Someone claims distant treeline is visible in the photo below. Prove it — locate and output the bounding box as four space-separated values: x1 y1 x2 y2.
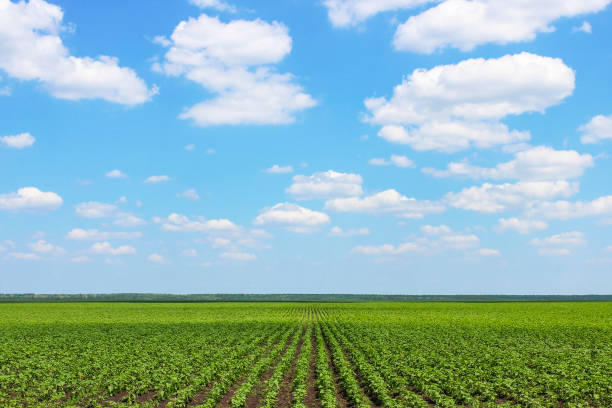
1 293 611 303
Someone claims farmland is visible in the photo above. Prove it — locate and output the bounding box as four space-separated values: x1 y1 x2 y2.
0 302 611 408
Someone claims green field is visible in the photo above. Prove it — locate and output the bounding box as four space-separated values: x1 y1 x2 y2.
1 302 611 408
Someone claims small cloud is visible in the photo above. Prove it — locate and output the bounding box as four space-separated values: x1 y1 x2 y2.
76 179 92 187
106 169 127 179
71 256 91 263
180 249 198 257
117 196 127 204
153 35 171 47
329 226 370 237
263 164 294 174
572 21 592 34
189 0 237 12
538 248 571 256
369 155 415 168
184 144 196 151
148 253 169 264
604 245 612 252
206 148 216 155
475 248 500 257
144 175 172 184
91 242 136 256
220 251 257 261
360 134 369 141
177 188 200 201
6 252 40 260
0 133 35 149
28 240 64 254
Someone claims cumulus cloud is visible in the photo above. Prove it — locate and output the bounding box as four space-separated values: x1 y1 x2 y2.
369 155 415 168
420 225 451 235
153 213 238 232
148 253 168 264
74 201 146 226
264 164 294 174
365 53 574 153
324 0 434 27
254 202 330 233
144 175 171 184
393 0 611 53
445 181 578 213
105 169 127 179
0 0 155 104
530 231 586 247
67 228 142 241
329 226 370 237
91 242 136 256
28 240 64 254
0 132 35 149
189 0 236 12
424 146 593 181
220 251 257 261
497 218 548 234
177 188 200 201
579 114 612 144
154 13 315 125
529 196 612 219
287 170 363 200
353 242 422 256
0 187 62 211
325 189 444 219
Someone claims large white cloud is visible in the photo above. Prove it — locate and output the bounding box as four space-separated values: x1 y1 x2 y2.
424 146 593 180
393 0 612 53
0 132 35 149
287 170 363 200
325 189 444 219
324 0 434 27
579 114 612 144
0 0 155 104
0 187 62 211
155 13 315 126
254 203 330 233
445 181 578 213
365 53 574 152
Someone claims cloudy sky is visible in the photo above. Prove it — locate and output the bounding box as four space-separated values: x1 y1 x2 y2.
1 0 611 294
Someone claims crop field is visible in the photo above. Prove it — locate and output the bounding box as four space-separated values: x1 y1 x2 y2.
1 302 611 408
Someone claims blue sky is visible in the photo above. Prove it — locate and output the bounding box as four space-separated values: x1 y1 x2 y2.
1 0 611 294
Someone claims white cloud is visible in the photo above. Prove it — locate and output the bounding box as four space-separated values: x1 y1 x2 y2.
605 245 612 252
579 114 612 144
366 53 574 153
393 0 611 53
420 225 451 235
91 242 135 256
6 252 40 260
369 155 415 168
254 202 330 233
189 0 236 12
105 169 127 179
67 228 142 241
530 231 586 247
264 164 294 174
177 188 200 201
0 0 155 104
180 249 198 257
538 248 571 256
154 213 239 232
0 187 62 211
329 226 370 237
28 240 64 254
445 181 578 213
324 0 434 27
530 196 612 219
353 242 422 255
155 13 315 126
497 218 548 234
0 132 35 149
325 189 444 219
573 21 592 34
287 170 363 200
423 146 593 181
70 256 91 263
475 248 500 257
75 201 146 226
148 253 168 264
220 251 256 261
144 175 171 184
206 148 216 154
184 143 196 151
